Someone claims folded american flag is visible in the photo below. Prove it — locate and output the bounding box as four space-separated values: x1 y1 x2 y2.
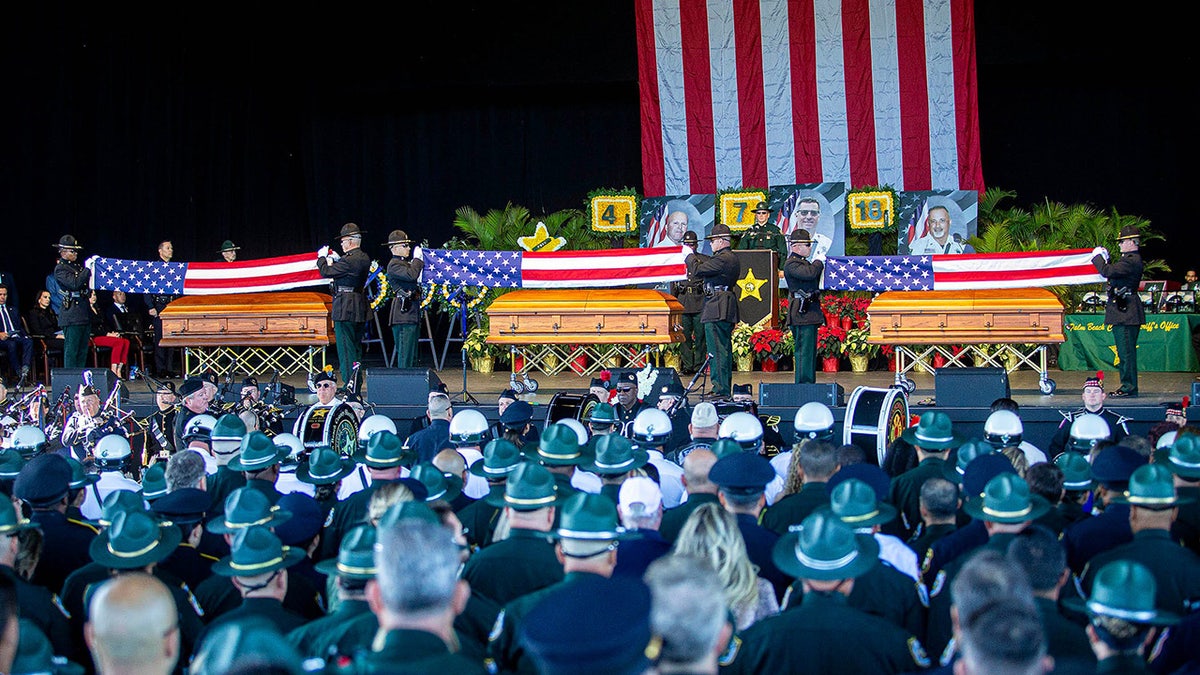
824 249 1104 292
423 247 689 288
92 253 327 295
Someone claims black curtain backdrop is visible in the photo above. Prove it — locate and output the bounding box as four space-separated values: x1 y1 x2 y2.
2 2 1196 315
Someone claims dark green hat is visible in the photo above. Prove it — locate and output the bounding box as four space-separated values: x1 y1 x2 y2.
1111 464 1194 508
825 478 897 528
0 497 39 536
752 200 772 213
469 438 523 479
962 473 1051 523
773 511 880 581
788 228 812 244
530 423 585 467
705 223 733 240
219 240 240 253
409 462 463 503
352 430 412 468
296 445 355 485
709 438 744 460
1165 435 1200 480
89 509 182 569
582 434 648 476
1064 560 1178 625
12 618 85 674
65 457 99 489
315 524 378 579
384 229 413 246
140 463 168 500
1116 226 1141 242
210 413 248 443
585 402 619 426
212 525 305 577
207 487 292 534
227 431 288 472
339 222 365 238
188 616 306 675
943 438 994 484
485 461 562 510
54 234 83 250
553 492 636 542
95 490 147 527
900 411 964 451
0 448 26 480
1054 451 1094 491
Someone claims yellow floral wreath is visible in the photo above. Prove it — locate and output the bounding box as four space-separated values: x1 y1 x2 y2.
420 282 491 311
366 261 392 311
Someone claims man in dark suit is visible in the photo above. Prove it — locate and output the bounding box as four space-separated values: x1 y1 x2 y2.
0 284 33 385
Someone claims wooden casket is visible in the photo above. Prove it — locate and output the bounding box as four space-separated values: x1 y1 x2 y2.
867 288 1065 345
158 292 335 347
486 289 684 344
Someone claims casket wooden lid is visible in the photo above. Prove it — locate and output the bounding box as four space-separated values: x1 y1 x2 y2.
867 288 1064 312
486 289 684 344
160 292 333 316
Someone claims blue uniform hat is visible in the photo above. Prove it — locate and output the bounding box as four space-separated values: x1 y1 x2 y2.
520 574 657 675
272 493 324 546
962 453 1018 499
13 454 72 507
709 451 775 495
827 463 890 502
1090 445 1146 486
151 487 211 525
500 401 534 428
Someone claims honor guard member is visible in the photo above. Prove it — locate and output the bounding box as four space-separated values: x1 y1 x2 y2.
0 498 73 659
218 239 240 262
13 454 100 595
318 430 422 562
735 201 789 265
887 411 964 540
384 229 424 369
317 223 372 386
769 401 836 482
983 408 1047 466
673 230 708 374
52 234 91 368
459 438 523 551
287 524 377 660
205 413 249 513
1079 464 1200 616
173 378 208 451
708 450 792 601
724 511 930 674
630 408 687 508
783 228 826 384
144 240 181 377
78 434 142 521
1064 560 1178 672
1048 372 1131 457
612 372 647 435
152 486 221 591
488 492 635 675
1092 226 1145 397
144 380 178 462
694 224 740 398
460 462 565 606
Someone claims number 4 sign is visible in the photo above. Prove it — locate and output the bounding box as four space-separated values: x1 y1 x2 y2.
589 195 639 233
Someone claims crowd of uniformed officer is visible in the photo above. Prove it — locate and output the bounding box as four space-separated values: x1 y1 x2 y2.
4 369 1200 675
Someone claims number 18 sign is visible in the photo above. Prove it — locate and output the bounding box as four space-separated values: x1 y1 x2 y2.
848 190 895 232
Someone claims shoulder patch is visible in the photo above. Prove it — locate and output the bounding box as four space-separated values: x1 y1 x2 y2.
718 634 742 667
52 593 71 619
929 570 947 598
920 546 935 574
917 581 930 608
183 586 204 617
325 507 336 529
488 609 506 643
908 637 932 669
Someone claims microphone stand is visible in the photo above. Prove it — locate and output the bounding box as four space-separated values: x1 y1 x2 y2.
680 352 713 403
447 287 479 405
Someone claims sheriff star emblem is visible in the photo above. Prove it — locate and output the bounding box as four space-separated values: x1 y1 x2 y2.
738 267 768 301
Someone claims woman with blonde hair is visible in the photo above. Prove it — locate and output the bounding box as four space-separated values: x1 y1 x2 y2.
671 502 778 630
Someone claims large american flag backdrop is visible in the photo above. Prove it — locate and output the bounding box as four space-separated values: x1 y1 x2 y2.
635 0 983 196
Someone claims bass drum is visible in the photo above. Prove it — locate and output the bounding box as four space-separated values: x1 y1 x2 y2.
294 402 360 457
843 386 910 466
544 392 601 426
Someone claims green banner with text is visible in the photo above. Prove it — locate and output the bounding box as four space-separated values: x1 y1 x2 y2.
1058 313 1200 372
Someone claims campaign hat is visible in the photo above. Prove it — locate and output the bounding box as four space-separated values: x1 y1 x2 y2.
89 509 181 569
773 510 879 581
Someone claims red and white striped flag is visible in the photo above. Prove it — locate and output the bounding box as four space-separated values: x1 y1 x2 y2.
423 247 689 289
824 249 1105 292
636 0 983 196
93 252 327 295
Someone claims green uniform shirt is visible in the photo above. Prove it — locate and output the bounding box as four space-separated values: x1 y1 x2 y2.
488 572 603 675
287 598 373 661
460 528 563 607
336 628 486 674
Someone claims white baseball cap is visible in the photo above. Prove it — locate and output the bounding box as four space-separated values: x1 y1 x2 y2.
618 476 663 516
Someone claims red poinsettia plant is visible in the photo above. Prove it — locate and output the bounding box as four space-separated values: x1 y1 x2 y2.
816 324 847 358
750 328 792 361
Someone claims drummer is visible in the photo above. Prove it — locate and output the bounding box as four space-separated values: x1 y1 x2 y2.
312 370 339 407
